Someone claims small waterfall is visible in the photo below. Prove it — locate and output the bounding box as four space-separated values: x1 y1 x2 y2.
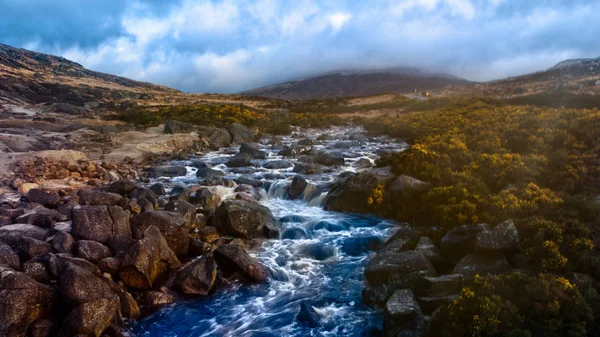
267 179 290 199
308 192 329 207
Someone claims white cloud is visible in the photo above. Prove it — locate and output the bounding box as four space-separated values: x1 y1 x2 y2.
329 12 351 32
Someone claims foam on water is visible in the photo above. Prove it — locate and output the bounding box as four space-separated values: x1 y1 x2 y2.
131 126 406 337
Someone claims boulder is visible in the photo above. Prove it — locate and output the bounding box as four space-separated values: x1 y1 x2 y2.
197 227 220 243
15 237 55 260
23 262 50 284
131 211 190 256
226 153 253 167
365 250 436 293
107 180 138 196
26 189 61 207
71 206 113 243
98 257 121 275
0 267 56 337
383 289 425 337
440 224 488 260
452 254 513 278
263 160 293 169
356 158 372 168
173 255 217 296
60 298 118 337
229 123 255 144
415 274 463 297
325 171 391 214
214 244 267 282
189 239 212 256
475 219 520 253
129 187 158 207
59 264 118 305
77 189 125 207
119 226 181 290
28 317 55 337
195 167 225 179
136 290 174 308
0 241 20 270
190 187 222 213
197 126 231 150
148 165 187 178
165 200 196 219
14 208 66 228
164 119 194 134
169 184 190 201
414 237 441 262
299 152 345 166
148 183 166 196
292 162 327 175
104 279 140 319
212 200 280 239
297 138 314 146
239 142 267 159
288 176 308 200
297 302 322 328
0 224 48 241
74 240 112 263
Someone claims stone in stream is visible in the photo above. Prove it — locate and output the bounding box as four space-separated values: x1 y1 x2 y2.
281 226 310 240
299 151 345 166
226 153 253 167
262 160 293 170
213 244 267 283
196 126 232 150
0 266 57 337
288 176 308 199
107 179 139 196
149 183 166 196
212 200 280 239
173 255 217 296
195 167 225 179
239 142 267 159
148 165 187 178
190 187 222 213
292 162 328 175
229 123 255 145
297 302 322 328
169 184 190 201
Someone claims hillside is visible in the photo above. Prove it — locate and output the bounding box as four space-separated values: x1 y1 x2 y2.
241 68 469 100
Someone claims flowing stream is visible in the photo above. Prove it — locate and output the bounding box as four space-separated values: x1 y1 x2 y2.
130 126 407 337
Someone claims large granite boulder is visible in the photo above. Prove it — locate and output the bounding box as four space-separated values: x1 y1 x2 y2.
440 223 489 260
383 289 425 337
365 250 436 290
59 298 119 337
59 264 118 306
452 254 513 278
0 267 57 337
107 179 139 196
148 166 187 178
239 142 267 159
119 226 181 290
475 219 520 253
212 200 280 239
0 241 21 270
226 153 253 167
131 210 190 256
74 240 112 264
213 244 267 283
197 126 232 150
71 206 132 246
77 189 126 207
229 123 255 145
26 189 61 208
173 255 217 296
288 176 308 200
325 171 392 214
164 119 194 134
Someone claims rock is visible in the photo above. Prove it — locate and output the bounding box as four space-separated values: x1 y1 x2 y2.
26 189 61 207
189 239 212 256
47 254 101 278
226 153 253 167
169 184 190 201
0 267 56 337
452 254 513 278
148 183 166 196
0 241 20 269
263 160 293 169
195 167 225 179
198 226 220 243
77 189 125 207
148 166 187 178
71 206 113 243
297 138 314 146
104 279 140 319
137 290 174 308
107 180 138 196
74 240 112 263
387 175 429 195
417 294 460 316
326 171 391 214
23 262 50 284
298 243 335 261
0 223 48 241
59 264 118 305
119 226 181 290
349 133 368 141
475 219 520 253
131 211 190 256
229 123 255 144
164 119 194 134
174 256 217 296
288 176 308 199
18 183 39 195
383 289 425 337
341 236 383 256
107 205 133 253
302 152 345 166
213 244 267 282
440 224 488 260
129 187 158 206
297 302 322 328
414 237 441 262
190 187 221 212
212 200 280 239
239 142 267 159
281 227 310 240
356 158 372 168
98 257 121 275
14 237 55 260
416 274 463 297
293 162 328 175
365 250 436 293
165 200 196 219
28 317 55 337
197 126 231 150
60 298 118 337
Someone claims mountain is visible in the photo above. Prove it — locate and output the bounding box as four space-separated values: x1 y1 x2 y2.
436 56 600 98
241 68 470 100
0 43 179 106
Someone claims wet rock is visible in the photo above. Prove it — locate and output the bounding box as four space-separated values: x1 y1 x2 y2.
107 180 138 196
292 162 327 175
59 264 118 305
77 189 125 207
137 290 174 308
148 166 187 178
263 160 293 169
137 198 155 212
129 187 158 206
74 240 112 263
165 199 196 219
300 152 345 166
288 176 308 199
0 241 20 269
281 227 310 240
341 236 383 256
349 133 368 142
26 189 61 207
0 266 56 337
60 298 118 337
297 302 322 328
191 187 222 213
440 224 488 260
355 158 372 168
131 210 190 256
234 177 264 188
279 215 309 223
195 167 225 179
0 224 48 241
212 200 280 239
197 226 220 243
453 254 512 278
104 279 140 319
148 183 166 196
214 244 267 282
298 243 335 261
239 142 267 159
164 119 194 134
119 226 181 290
169 184 190 201
297 138 314 146
189 239 212 256
226 153 253 167
229 123 255 145
174 255 217 296
475 219 520 253
383 289 425 337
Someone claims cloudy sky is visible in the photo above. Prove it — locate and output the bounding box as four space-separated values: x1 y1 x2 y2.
1 0 599 93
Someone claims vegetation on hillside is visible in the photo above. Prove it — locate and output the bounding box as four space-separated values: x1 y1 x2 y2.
358 98 600 336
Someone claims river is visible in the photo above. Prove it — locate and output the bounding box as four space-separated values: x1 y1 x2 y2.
130 126 407 337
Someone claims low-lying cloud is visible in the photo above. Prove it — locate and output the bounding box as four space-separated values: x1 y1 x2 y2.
1 0 599 93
